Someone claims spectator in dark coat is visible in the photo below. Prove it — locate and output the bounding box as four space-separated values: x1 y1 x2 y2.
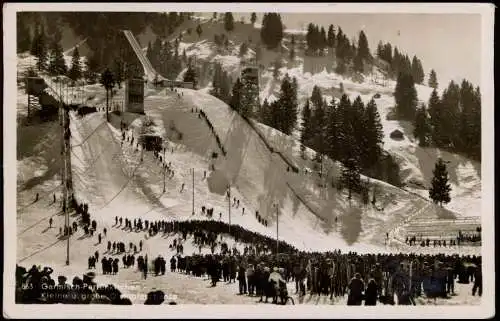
364 278 378 305
347 273 365 305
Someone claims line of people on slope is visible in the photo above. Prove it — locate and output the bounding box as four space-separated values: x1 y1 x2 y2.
194 108 227 156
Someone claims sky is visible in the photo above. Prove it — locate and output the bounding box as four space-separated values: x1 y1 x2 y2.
219 13 482 88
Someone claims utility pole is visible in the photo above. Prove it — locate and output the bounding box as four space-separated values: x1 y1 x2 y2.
228 184 231 235
58 77 69 266
275 203 279 256
163 165 166 193
192 168 195 215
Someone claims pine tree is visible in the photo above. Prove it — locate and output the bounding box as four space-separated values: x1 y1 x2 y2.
354 52 364 73
100 68 115 122
470 86 481 160
68 47 82 81
260 13 284 49
275 74 298 135
363 98 384 168
48 40 67 76
341 157 361 200
415 58 425 84
428 88 444 147
251 13 257 26
411 56 425 85
220 70 232 104
320 27 327 54
457 79 477 153
224 12 235 32
327 24 336 48
337 94 360 163
17 16 31 53
84 55 98 84
306 23 315 55
196 24 203 38
335 27 344 58
384 154 402 187
357 30 371 61
300 99 313 157
229 77 242 112
394 72 418 120
381 42 393 64
351 96 367 161
429 158 452 207
112 58 124 89
376 41 383 59
310 86 326 156
30 23 40 56
413 103 431 147
428 69 438 89
259 98 272 125
324 98 340 160
439 80 461 148
33 24 48 71
210 63 221 97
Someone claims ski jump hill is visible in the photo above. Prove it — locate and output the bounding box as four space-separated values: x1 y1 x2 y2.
122 30 168 83
64 31 479 254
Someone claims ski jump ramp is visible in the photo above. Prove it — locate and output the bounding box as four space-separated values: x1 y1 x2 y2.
122 30 167 83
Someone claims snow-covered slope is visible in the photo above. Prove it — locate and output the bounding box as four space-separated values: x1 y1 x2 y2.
16 44 482 305
169 22 481 221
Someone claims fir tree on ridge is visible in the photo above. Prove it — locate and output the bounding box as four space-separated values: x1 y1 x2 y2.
68 47 82 82
429 158 452 207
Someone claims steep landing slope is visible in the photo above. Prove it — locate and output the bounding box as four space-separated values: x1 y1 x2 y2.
132 90 374 252
154 88 459 252
66 88 371 252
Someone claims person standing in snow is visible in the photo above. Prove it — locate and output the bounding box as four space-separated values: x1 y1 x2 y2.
347 273 365 306
364 277 378 305
49 217 53 228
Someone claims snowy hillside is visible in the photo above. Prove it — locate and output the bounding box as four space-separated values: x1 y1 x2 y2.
15 25 482 305
16 19 482 251
164 20 481 220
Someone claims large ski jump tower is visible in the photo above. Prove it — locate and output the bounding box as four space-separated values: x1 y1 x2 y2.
124 77 145 114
